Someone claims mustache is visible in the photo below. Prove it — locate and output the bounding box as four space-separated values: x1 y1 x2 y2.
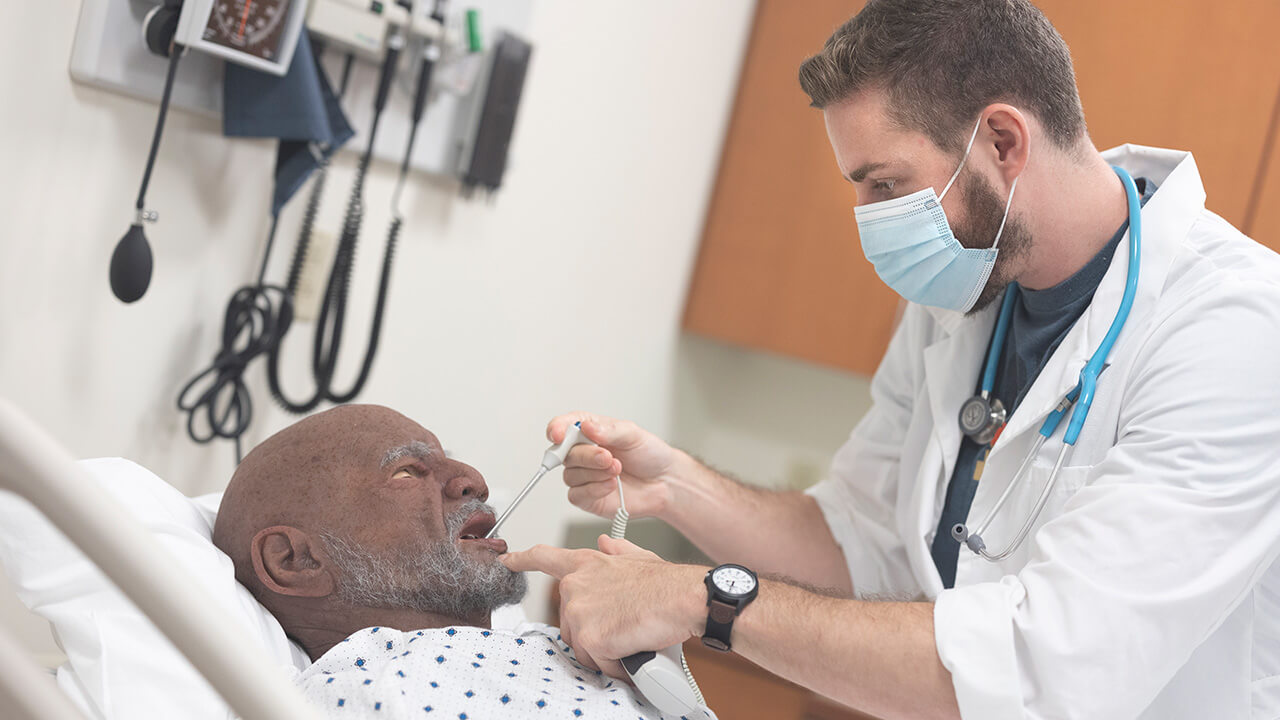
445 498 497 538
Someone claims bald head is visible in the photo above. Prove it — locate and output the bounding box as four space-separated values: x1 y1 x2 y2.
213 405 525 658
215 405 429 585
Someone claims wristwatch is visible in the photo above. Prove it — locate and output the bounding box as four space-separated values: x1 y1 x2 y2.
702 563 759 652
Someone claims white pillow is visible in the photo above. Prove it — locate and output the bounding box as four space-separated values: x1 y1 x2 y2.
0 457 530 720
0 458 307 720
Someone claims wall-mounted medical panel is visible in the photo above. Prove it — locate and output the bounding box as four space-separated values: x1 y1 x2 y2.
69 0 533 180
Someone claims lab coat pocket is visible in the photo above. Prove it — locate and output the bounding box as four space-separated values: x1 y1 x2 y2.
1022 458 1094 522
983 460 1094 571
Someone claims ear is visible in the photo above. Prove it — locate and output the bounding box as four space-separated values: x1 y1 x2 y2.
980 103 1030 184
250 526 336 598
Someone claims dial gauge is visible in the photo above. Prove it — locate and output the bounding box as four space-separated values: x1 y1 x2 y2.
712 566 757 596
202 0 292 61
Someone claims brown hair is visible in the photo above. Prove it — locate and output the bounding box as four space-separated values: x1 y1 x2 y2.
798 0 1086 155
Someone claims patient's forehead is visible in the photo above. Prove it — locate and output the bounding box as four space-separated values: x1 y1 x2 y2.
339 417 443 472
287 405 441 479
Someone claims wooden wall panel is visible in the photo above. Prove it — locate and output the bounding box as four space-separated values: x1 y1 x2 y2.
683 0 1280 375
682 0 900 377
1039 0 1280 229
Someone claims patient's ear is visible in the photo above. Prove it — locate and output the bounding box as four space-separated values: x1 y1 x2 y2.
251 526 335 598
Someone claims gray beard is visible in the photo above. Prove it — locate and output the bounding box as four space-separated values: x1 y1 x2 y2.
320 499 527 620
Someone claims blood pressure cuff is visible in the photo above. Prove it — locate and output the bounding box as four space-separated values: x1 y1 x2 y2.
223 31 354 215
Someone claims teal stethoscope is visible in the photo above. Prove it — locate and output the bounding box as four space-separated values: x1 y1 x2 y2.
951 165 1142 562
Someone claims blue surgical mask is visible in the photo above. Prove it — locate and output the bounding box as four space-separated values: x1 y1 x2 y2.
853 117 1019 313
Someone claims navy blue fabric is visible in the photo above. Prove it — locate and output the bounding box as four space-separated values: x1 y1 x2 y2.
223 32 353 214
928 178 1156 588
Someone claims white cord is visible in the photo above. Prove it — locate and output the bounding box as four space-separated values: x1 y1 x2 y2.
608 476 705 707
609 476 629 540
683 653 706 706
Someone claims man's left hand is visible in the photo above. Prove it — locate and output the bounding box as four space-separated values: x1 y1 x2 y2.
501 536 705 678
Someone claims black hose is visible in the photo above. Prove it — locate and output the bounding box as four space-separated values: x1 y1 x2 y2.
136 45 183 212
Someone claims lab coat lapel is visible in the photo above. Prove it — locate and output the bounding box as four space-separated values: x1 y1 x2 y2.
986 145 1204 461
918 303 999 555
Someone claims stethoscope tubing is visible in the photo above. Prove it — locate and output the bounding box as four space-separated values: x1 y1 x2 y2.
955 166 1142 562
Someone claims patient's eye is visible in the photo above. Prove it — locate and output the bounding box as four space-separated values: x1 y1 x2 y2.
391 464 426 481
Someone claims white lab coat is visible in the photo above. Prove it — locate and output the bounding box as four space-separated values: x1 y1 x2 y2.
808 145 1280 720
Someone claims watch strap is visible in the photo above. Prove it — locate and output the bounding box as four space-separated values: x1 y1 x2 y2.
702 597 737 652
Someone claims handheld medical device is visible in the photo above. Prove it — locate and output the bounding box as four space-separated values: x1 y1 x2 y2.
489 422 708 717
952 165 1143 561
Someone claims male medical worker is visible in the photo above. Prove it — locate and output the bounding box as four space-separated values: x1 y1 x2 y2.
503 1 1280 718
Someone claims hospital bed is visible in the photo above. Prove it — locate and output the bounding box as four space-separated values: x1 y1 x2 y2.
0 397 319 720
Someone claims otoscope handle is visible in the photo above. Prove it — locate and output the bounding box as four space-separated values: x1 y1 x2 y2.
375 35 405 113
411 53 437 123
542 421 595 471
484 423 599 539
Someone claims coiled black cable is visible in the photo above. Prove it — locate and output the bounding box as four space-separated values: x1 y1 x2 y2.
176 47 370 460
284 52 354 297
176 217 293 462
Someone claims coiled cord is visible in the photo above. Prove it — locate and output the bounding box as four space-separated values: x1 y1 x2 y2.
607 477 705 708
178 47 359 460
177 218 293 462
609 476 630 540
283 52 353 298
267 40 403 414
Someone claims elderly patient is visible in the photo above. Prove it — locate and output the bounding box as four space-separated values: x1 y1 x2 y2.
214 404 692 719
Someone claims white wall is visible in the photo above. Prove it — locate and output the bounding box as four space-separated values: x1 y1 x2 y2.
0 0 760 659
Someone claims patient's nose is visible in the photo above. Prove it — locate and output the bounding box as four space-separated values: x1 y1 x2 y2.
443 463 489 502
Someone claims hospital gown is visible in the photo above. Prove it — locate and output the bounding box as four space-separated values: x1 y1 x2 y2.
296 623 715 719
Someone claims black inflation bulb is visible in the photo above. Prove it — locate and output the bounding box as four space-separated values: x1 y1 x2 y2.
109 223 154 303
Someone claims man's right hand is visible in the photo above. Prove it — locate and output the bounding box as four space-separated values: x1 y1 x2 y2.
546 412 680 521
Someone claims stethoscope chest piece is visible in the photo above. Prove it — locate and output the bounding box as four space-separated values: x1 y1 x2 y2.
959 394 1006 446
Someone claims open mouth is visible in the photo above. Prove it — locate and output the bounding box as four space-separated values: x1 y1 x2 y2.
452 510 506 554
456 512 498 543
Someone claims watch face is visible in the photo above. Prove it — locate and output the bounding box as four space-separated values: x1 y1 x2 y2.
712 566 756 596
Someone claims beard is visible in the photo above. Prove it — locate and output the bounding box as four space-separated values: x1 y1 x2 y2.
320 498 527 619
951 170 1032 313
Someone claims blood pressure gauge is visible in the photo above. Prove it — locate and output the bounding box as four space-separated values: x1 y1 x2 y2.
172 0 308 75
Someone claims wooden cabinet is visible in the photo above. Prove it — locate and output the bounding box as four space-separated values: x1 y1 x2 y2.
683 0 1280 374
683 0 893 376
1041 0 1280 249
1246 112 1280 250
682 640 878 720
